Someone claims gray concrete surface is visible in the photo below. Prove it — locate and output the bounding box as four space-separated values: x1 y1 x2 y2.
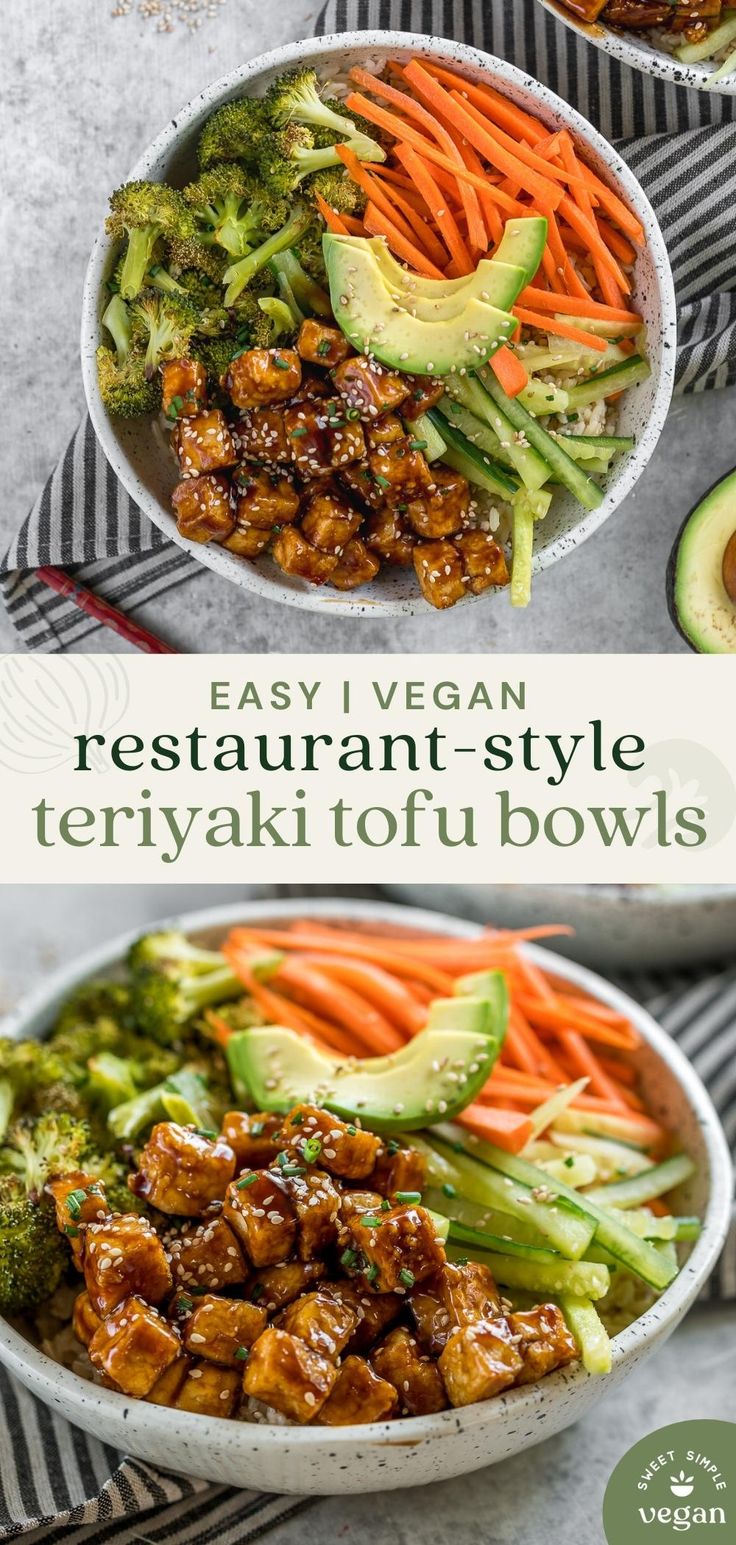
0 883 733 1545
3 0 736 654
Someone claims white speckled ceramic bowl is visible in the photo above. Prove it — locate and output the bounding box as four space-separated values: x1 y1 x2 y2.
0 898 730 1495
80 31 677 621
539 2 736 95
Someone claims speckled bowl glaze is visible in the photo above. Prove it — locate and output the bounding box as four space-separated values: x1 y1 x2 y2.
80 31 677 621
391 885 736 971
0 898 730 1495
539 1 736 95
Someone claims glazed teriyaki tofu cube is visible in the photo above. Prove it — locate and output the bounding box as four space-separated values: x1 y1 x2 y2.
405 468 470 539
46 1171 110 1266
296 318 351 369
161 358 207 420
413 539 466 609
507 1304 578 1385
222 1169 297 1266
163 1209 249 1293
242 1326 337 1421
329 537 380 590
299 488 363 555
454 530 509 594
72 1290 102 1348
172 472 235 544
370 1143 428 1199
88 1295 181 1397
130 1123 236 1216
278 1168 341 1261
438 1319 524 1406
279 1289 358 1361
230 465 300 529
248 1259 328 1313
83 1213 172 1316
182 1293 267 1366
175 1362 241 1418
332 356 411 418
221 1111 284 1169
281 1105 381 1180
371 1326 448 1415
315 1356 398 1426
410 1262 502 1356
271 526 339 585
234 407 292 464
223 347 301 409
173 409 237 475
346 1204 446 1293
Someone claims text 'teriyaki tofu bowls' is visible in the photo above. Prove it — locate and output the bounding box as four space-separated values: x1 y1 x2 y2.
0 899 730 1496
80 31 676 620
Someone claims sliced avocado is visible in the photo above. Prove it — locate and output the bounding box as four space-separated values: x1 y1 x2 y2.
667 467 736 654
323 237 518 375
335 237 526 319
492 216 548 285
427 995 499 1035
225 1018 503 1133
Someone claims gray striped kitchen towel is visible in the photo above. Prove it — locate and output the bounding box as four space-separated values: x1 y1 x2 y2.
3 0 736 650
0 959 733 1539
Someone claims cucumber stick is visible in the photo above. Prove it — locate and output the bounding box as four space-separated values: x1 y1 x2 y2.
433 1126 678 1290
422 1185 548 1247
511 491 536 608
559 1295 612 1374
585 1153 695 1209
442 374 551 491
446 1241 610 1300
518 378 569 416
438 398 514 469
447 1218 563 1263
563 355 650 412
479 368 603 510
407 411 446 463
428 1135 595 1259
549 1131 655 1181
427 410 519 500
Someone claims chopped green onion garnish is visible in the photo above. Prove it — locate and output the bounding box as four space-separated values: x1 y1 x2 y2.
346 1125 357 1136
387 1140 400 1155
235 1346 250 1360
290 426 308 437
302 1138 322 1163
399 1268 415 1289
196 1128 217 1140
64 1225 80 1237
346 407 361 420
409 439 427 451
317 339 331 357
395 1191 422 1204
442 1183 457 1198
236 1173 258 1190
66 1189 88 1218
365 1264 379 1284
374 473 391 490
273 356 290 370
380 1199 391 1212
360 1214 381 1228
341 1247 358 1269
290 1113 304 1126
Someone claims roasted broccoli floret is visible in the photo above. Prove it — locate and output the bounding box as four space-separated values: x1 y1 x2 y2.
1 1114 92 1200
0 1176 68 1315
269 248 331 318
198 96 270 170
107 1064 228 1143
106 180 195 300
54 980 134 1040
222 201 313 307
266 67 383 158
130 289 199 379
0 1039 84 1137
128 931 243 1044
184 164 270 258
96 293 161 418
309 164 366 217
258 124 383 201
167 234 229 285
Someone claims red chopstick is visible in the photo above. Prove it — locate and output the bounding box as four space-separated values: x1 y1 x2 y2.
35 567 177 654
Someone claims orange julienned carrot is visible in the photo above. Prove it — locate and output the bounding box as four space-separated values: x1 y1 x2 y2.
363 201 446 279
513 306 610 351
447 129 504 244
458 1103 534 1153
558 1029 629 1110
225 926 457 994
560 195 631 294
489 344 529 397
578 163 644 244
418 59 547 146
596 215 637 267
221 949 356 1057
274 957 402 1055
400 61 563 209
518 286 642 324
392 141 475 271
343 92 526 216
313 193 349 234
518 996 640 1051
557 129 626 310
538 203 591 300
333 143 446 267
446 89 583 192
299 953 427 1038
350 63 487 252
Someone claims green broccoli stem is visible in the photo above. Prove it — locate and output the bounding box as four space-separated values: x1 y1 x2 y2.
148 265 186 297
223 204 312 307
119 225 160 300
101 294 133 361
108 1084 165 1142
258 296 300 341
269 250 331 318
0 1080 13 1143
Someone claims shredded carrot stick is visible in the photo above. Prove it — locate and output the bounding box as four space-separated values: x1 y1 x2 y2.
226 926 456 994
448 130 504 244
596 215 637 267
334 142 446 267
351 62 487 253
392 141 474 271
343 91 525 216
221 946 356 1057
538 203 591 300
458 1103 534 1153
446 90 584 192
578 163 644 244
518 995 640 1051
556 130 625 310
518 286 642 324
275 957 401 1055
489 344 529 396
313 193 349 235
340 214 367 236
558 1030 629 1110
363 200 445 278
399 61 563 210
418 60 547 146
299 954 427 1038
513 305 609 351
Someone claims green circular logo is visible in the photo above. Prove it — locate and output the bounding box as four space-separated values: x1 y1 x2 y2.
603 1421 735 1542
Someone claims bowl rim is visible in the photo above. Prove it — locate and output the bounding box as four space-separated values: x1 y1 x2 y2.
538 0 736 96
0 895 731 1454
80 28 677 621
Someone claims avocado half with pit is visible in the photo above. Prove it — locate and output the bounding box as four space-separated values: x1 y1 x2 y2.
225 973 508 1133
322 217 547 376
667 467 736 654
